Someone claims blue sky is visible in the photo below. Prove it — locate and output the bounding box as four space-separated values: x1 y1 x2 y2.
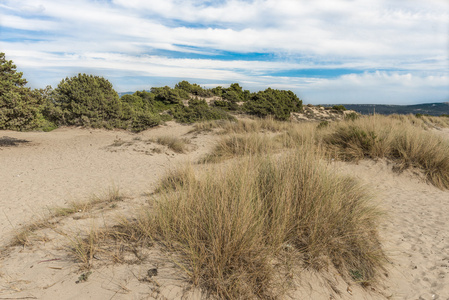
1 0 448 104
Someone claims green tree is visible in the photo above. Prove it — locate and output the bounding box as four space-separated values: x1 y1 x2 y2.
0 52 45 130
243 88 302 120
175 81 213 97
54 73 123 128
151 86 189 104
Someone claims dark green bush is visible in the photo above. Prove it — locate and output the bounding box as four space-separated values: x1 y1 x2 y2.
213 99 240 111
332 105 347 111
0 53 49 131
151 86 189 104
175 81 213 97
53 73 124 128
171 99 235 124
243 88 302 120
52 74 162 131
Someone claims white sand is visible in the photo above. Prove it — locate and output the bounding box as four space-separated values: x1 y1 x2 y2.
1 125 448 299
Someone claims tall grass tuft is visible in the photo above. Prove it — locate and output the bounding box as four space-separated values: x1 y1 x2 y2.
154 136 189 153
322 115 449 189
202 133 278 163
154 148 385 298
392 126 449 189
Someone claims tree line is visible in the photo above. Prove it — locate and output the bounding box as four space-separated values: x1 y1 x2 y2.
0 53 303 132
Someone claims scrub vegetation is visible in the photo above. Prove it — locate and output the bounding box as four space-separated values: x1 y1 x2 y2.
4 51 449 298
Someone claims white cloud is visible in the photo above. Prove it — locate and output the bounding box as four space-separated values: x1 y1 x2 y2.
1 0 448 104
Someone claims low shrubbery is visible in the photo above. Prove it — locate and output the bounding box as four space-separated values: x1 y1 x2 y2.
170 98 235 124
243 88 303 120
0 53 53 131
332 104 347 111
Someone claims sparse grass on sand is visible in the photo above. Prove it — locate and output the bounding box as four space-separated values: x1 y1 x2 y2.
153 135 189 153
9 187 123 247
9 113 449 298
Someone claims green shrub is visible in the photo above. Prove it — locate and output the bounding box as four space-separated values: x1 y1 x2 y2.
415 113 430 118
317 120 329 129
175 81 213 97
171 99 235 124
243 88 302 121
150 86 189 104
332 105 347 111
53 73 123 128
0 53 47 131
213 99 240 111
345 112 360 121
129 111 161 132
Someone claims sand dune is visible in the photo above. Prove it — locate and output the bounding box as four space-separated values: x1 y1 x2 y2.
1 125 448 299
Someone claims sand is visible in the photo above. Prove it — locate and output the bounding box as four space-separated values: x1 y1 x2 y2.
1 124 448 299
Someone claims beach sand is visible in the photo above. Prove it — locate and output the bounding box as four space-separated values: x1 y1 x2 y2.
1 124 448 299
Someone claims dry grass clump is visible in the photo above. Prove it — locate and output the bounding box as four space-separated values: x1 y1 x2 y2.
154 135 189 153
202 133 278 163
325 116 395 160
388 114 449 130
392 127 449 189
277 122 319 148
67 212 157 270
324 115 449 189
10 217 54 247
155 165 197 193
218 117 290 134
152 148 384 298
67 224 104 270
52 186 123 217
191 117 291 135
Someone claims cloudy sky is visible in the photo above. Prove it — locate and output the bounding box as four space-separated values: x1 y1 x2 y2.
1 0 448 104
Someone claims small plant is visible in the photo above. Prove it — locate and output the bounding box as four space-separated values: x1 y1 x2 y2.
76 271 92 283
345 112 359 121
154 136 189 153
317 121 329 129
170 99 235 124
155 165 196 193
332 105 347 111
68 226 102 270
202 133 278 163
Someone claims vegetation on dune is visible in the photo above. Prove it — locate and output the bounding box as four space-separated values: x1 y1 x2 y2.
1 51 305 131
170 98 235 124
323 115 449 189
107 149 384 298
52 73 126 128
0 53 55 131
243 88 303 120
5 49 449 298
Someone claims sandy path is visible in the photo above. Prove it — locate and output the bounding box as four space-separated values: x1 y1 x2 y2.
337 158 449 300
0 123 213 244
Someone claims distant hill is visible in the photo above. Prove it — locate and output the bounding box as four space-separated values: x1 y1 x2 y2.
324 102 449 116
118 91 135 97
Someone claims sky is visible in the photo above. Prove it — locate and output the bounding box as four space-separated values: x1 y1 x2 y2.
1 0 448 105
